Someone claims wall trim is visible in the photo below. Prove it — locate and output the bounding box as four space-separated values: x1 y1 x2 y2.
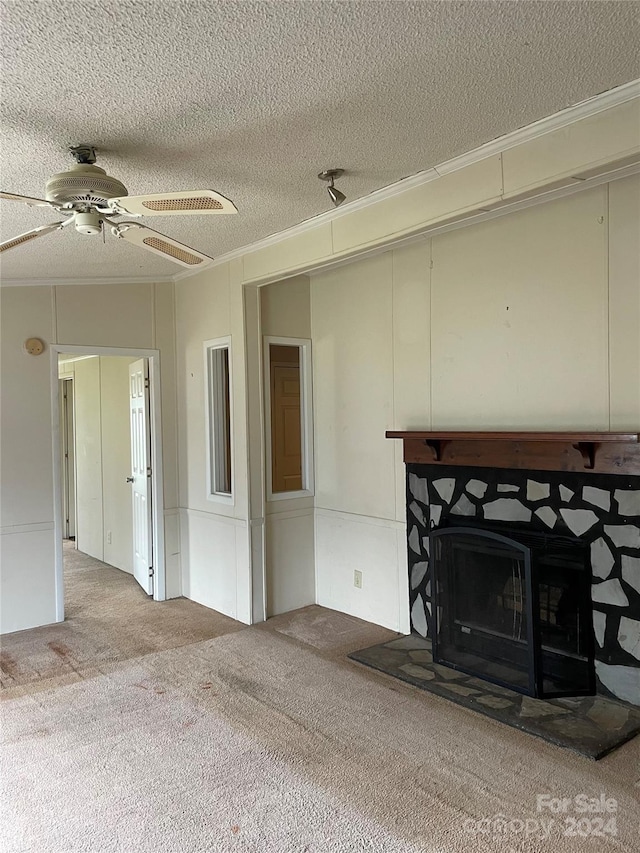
315 506 406 530
265 507 315 522
0 521 55 536
0 275 173 288
179 506 246 528
433 79 640 174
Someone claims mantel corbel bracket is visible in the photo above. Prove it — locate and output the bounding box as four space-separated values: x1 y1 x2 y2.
423 438 447 462
573 441 598 470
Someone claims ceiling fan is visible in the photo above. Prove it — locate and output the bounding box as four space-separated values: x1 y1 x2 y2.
0 145 237 268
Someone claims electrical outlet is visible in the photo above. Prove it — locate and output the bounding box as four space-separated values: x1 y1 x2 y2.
107 530 112 545
354 569 363 589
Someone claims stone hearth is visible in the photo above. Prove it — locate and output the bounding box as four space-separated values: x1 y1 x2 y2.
349 635 640 759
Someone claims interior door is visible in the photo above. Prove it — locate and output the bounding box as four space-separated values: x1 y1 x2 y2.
271 358 303 493
129 359 153 595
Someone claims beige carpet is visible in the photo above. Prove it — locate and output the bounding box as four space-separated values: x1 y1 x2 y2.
0 542 242 697
2 548 640 851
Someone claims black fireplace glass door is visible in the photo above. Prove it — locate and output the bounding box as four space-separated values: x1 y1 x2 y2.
430 528 536 695
534 546 594 697
430 525 595 699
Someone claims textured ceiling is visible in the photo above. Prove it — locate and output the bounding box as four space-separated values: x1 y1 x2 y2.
1 0 639 281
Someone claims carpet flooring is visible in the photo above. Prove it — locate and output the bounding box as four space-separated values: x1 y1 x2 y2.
1 545 640 851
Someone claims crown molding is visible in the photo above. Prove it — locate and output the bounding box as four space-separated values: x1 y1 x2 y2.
172 78 640 284
434 78 640 176
0 275 173 288
3 80 638 289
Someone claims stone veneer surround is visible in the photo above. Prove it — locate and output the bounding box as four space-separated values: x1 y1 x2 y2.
406 464 640 706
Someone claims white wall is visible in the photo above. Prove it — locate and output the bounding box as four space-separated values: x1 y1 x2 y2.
65 355 136 573
0 282 179 634
310 176 640 633
430 188 609 429
1 286 57 633
101 357 136 572
175 262 252 622
311 247 429 632
260 277 315 617
73 356 104 560
609 175 640 430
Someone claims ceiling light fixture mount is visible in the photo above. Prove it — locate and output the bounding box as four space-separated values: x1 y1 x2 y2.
69 144 97 165
318 169 346 207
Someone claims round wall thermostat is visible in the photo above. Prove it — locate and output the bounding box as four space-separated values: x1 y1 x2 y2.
25 337 45 356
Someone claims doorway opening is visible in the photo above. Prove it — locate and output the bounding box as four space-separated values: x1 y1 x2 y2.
52 346 165 623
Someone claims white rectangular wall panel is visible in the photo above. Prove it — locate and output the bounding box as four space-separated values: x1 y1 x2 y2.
315 510 404 632
266 510 315 616
502 99 640 198
0 286 54 529
55 283 154 348
609 175 640 430
243 224 333 283
74 357 104 561
391 241 431 522
180 509 240 619
331 156 503 253
311 254 395 520
430 187 609 429
0 529 56 634
101 356 135 573
260 275 311 339
175 266 234 515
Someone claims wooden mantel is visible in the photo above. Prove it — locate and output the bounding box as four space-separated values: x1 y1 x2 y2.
385 431 640 475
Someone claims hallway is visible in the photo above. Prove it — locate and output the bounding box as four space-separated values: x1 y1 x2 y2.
0 542 243 696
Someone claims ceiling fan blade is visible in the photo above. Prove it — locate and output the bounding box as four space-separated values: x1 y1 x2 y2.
108 189 237 216
1 191 55 208
0 221 68 254
114 223 212 268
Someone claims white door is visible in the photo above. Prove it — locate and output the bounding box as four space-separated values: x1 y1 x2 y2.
129 359 153 595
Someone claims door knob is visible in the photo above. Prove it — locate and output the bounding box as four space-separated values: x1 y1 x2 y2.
126 477 134 483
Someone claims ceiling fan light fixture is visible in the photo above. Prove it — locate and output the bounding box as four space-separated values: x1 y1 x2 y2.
45 163 128 207
318 169 346 207
74 211 102 235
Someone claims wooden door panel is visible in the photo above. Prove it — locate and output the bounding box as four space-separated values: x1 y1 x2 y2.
271 363 302 492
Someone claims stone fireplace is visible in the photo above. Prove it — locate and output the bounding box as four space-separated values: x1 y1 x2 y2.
388 432 640 707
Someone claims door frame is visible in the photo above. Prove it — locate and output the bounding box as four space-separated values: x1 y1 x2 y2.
50 344 166 621
58 375 76 540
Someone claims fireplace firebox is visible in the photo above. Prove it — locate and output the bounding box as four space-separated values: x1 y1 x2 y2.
430 522 595 699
